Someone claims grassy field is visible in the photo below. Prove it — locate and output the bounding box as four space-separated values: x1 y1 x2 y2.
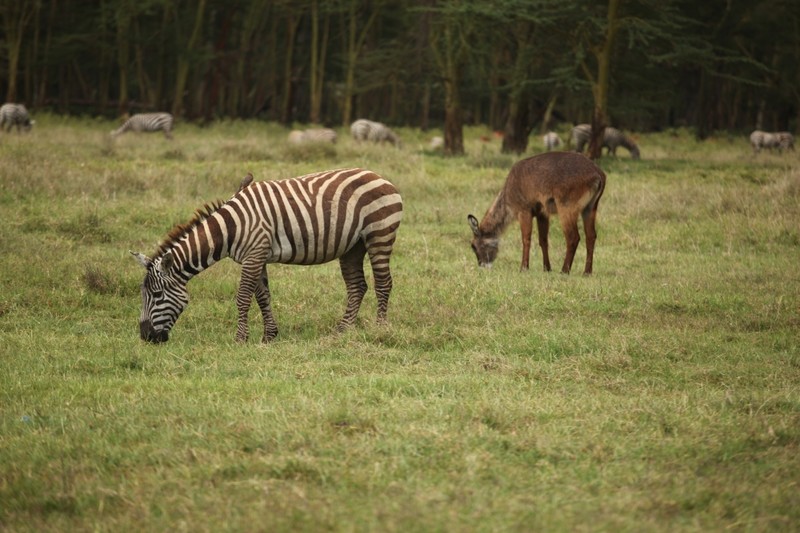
1 116 798 532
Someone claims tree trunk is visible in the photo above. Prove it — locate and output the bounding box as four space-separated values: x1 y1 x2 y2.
309 0 330 124
281 13 300 124
36 0 58 108
172 0 207 118
341 1 378 127
443 73 464 155
115 5 131 115
587 0 622 159
540 93 558 134
2 1 35 102
501 96 531 154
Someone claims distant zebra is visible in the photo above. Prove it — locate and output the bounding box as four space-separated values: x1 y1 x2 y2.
131 168 403 344
0 103 34 133
287 128 337 144
571 124 640 159
542 131 561 151
350 119 401 146
111 112 174 139
429 136 444 150
749 130 794 153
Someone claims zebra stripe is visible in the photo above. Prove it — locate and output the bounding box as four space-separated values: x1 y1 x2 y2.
350 119 401 146
571 124 640 159
0 103 34 133
750 130 794 153
132 168 403 343
287 128 337 144
111 112 174 139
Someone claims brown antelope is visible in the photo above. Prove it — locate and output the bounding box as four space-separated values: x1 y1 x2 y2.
467 152 606 274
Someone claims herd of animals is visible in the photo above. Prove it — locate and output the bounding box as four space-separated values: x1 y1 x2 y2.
1 102 795 343
1 102 794 155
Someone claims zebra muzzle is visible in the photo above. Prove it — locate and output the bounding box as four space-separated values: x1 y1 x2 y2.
140 321 169 343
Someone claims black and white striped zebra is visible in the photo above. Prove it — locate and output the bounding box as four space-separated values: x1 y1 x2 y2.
0 103 34 133
287 128 338 144
350 119 401 146
111 112 174 139
749 130 794 153
571 124 640 159
542 131 561 151
131 168 403 343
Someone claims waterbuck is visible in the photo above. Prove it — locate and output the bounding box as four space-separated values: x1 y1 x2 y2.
467 152 606 274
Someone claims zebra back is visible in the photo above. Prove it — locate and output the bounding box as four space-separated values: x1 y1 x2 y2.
112 112 174 138
351 119 400 146
571 124 639 159
543 132 561 151
288 128 337 144
0 103 33 132
570 124 592 152
751 130 795 152
230 168 403 265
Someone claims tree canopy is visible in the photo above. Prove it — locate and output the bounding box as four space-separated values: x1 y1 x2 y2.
1 0 797 152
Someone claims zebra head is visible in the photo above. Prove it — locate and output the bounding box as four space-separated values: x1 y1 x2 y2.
131 250 189 343
467 215 499 269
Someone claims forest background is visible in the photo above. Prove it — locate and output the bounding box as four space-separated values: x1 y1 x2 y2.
1 0 799 154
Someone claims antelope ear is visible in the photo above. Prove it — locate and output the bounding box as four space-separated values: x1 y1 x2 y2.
160 251 175 273
467 215 480 236
130 251 151 268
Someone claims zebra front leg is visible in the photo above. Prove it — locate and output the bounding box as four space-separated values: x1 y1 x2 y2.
254 267 279 342
235 257 265 342
336 242 368 332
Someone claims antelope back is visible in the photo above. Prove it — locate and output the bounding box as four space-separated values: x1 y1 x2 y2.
504 152 605 214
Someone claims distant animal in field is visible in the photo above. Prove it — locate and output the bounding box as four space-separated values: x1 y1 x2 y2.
287 128 337 144
132 168 403 344
0 103 34 133
749 130 794 153
350 119 400 146
111 112 174 139
571 124 640 159
429 136 444 150
543 131 561 151
467 152 606 275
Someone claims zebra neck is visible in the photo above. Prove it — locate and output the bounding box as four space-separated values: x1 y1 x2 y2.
167 217 233 281
480 189 514 238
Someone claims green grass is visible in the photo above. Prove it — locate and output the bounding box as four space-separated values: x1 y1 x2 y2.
1 115 798 532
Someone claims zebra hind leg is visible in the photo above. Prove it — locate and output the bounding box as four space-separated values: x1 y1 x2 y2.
336 241 368 332
367 241 395 325
254 267 279 342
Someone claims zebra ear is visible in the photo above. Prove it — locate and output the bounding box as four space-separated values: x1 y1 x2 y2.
160 251 175 273
130 251 151 269
467 215 481 237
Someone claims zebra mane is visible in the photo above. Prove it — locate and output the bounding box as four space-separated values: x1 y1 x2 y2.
153 200 224 259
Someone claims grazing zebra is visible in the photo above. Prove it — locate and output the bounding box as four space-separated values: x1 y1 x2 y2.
111 112 174 139
131 168 403 344
287 128 337 144
749 130 795 153
571 124 640 159
350 119 401 146
542 131 561 151
0 103 34 133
